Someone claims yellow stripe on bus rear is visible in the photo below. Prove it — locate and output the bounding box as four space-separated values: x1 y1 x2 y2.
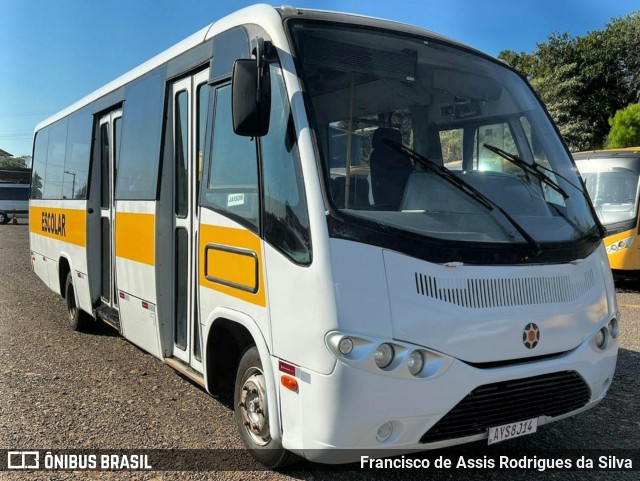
199 224 266 307
29 206 86 247
115 212 155 266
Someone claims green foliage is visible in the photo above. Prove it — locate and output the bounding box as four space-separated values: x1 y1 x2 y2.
0 156 29 168
498 11 640 151
530 63 591 150
605 103 640 148
30 172 43 199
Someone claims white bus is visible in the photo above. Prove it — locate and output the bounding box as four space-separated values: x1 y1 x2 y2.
30 4 619 467
0 183 29 224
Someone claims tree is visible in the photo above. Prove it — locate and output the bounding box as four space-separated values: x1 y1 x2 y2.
498 11 640 150
0 156 29 168
30 172 43 199
530 62 592 151
605 103 640 148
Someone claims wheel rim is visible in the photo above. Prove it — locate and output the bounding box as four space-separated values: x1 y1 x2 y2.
67 284 77 320
238 367 270 446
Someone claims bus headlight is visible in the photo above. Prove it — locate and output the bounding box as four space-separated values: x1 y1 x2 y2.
606 237 634 253
325 332 453 380
374 343 394 369
407 350 425 376
595 327 607 349
338 337 354 355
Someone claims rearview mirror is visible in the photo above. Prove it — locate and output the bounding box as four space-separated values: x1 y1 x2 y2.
231 42 271 137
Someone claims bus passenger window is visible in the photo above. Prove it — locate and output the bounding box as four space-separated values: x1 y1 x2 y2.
205 85 259 232
196 83 210 201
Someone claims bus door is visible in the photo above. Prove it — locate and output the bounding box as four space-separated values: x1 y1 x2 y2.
170 70 209 372
98 110 122 310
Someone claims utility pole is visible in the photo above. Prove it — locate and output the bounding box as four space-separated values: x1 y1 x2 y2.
64 170 76 199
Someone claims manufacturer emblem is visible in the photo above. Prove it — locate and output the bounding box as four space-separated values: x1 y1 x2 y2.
523 323 540 349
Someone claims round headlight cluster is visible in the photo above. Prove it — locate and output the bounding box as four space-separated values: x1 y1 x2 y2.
595 328 607 349
338 337 354 355
607 237 634 253
407 350 425 376
374 343 394 368
595 318 619 351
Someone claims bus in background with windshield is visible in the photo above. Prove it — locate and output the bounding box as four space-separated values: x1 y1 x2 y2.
574 148 640 272
30 4 619 467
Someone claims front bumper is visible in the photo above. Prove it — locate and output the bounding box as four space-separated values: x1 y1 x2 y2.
277 333 618 464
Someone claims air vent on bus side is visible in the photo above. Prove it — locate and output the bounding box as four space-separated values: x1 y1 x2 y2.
414 268 595 308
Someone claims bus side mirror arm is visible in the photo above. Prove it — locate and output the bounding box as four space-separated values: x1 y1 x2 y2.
231 38 272 137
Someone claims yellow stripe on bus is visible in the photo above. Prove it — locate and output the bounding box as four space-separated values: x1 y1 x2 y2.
199 224 266 307
115 212 155 266
29 206 86 247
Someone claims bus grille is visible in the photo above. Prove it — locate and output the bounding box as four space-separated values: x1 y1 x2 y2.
419 371 591 444
414 269 595 308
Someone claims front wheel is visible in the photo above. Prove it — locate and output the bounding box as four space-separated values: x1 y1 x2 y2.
234 346 298 468
0 212 8 224
65 272 91 331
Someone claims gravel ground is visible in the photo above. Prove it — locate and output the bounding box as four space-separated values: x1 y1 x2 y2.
1 223 638 481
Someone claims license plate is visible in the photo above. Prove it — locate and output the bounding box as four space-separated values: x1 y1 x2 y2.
487 418 538 445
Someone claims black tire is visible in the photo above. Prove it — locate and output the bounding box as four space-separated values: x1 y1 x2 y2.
64 272 91 331
0 212 8 225
234 346 299 469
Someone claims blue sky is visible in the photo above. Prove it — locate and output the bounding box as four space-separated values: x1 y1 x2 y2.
1 0 638 157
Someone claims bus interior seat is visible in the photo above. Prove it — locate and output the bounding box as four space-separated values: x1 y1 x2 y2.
330 176 370 209
370 128 414 210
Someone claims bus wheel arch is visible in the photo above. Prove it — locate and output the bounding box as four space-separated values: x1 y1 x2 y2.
63 271 91 331
234 345 299 468
58 256 71 298
205 318 254 400
59 256 91 331
202 311 283 446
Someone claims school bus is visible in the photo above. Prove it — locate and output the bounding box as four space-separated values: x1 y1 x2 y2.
574 148 640 272
30 4 619 467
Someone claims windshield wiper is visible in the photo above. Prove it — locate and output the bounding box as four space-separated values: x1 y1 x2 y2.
483 143 606 237
384 138 541 253
483 143 569 200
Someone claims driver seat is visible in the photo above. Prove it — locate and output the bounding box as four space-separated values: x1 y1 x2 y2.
369 128 414 209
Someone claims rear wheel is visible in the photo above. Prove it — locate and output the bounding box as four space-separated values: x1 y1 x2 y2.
65 272 91 331
0 212 8 224
234 346 298 468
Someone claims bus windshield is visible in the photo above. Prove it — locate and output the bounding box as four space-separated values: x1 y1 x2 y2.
289 21 597 245
578 163 640 227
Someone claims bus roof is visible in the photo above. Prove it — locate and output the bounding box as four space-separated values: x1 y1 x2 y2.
35 4 484 134
573 148 640 158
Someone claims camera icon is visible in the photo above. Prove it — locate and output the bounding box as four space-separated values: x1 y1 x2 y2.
7 451 39 469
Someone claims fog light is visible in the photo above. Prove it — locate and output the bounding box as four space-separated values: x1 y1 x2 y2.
338 337 354 355
608 318 619 339
374 343 394 368
595 328 607 349
407 350 425 376
376 422 393 442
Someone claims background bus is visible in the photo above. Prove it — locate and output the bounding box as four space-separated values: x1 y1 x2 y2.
574 148 640 271
0 167 30 224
